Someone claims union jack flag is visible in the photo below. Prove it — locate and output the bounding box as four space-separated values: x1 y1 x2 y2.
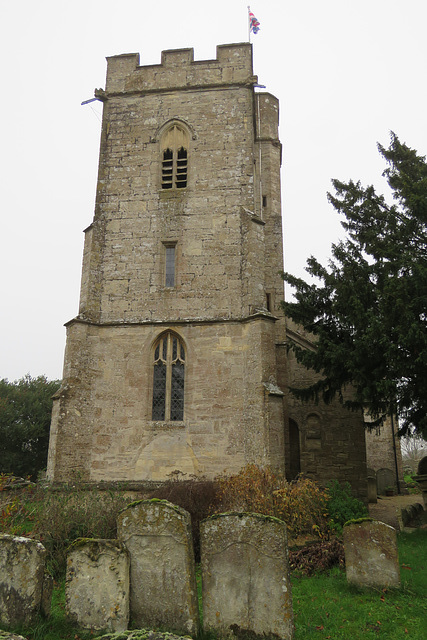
249 9 260 34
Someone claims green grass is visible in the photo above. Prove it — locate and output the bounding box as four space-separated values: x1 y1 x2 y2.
292 530 427 639
1 531 426 640
2 580 94 640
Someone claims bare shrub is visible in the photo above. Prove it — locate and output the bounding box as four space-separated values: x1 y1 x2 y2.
27 483 130 577
214 465 330 540
289 539 345 576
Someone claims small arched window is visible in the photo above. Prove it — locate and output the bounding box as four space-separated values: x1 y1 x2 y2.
152 332 185 421
161 124 188 189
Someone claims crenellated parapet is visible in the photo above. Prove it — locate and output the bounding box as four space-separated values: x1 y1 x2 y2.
104 43 257 95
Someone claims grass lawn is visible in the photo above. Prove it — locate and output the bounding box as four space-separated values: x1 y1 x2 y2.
1 530 426 640
292 529 427 639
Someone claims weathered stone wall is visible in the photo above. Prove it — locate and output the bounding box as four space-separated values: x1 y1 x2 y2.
284 323 368 500
48 316 283 482
81 45 277 324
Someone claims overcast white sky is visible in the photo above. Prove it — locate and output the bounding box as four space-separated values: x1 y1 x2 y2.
1 0 426 382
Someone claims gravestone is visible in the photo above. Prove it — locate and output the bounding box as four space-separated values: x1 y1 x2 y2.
117 499 199 636
0 534 46 626
367 476 377 503
201 513 294 639
376 468 395 494
343 520 400 588
66 539 129 632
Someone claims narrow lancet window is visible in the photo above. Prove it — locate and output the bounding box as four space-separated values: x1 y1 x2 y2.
165 245 176 287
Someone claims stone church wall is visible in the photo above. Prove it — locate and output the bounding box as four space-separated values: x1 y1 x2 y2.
284 326 368 501
47 315 284 482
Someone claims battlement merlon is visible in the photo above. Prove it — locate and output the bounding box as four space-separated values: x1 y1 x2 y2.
103 43 258 95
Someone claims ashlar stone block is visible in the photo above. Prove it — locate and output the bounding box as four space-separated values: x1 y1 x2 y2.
201 513 294 639
117 499 199 636
65 539 129 632
0 534 46 626
343 520 400 588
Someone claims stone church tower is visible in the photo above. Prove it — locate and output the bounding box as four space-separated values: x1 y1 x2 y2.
47 43 287 483
47 43 367 498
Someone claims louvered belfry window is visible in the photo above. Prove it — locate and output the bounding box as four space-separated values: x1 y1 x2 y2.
161 125 188 189
152 332 185 421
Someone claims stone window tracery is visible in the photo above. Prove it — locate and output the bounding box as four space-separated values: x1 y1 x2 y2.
152 332 185 421
161 124 188 189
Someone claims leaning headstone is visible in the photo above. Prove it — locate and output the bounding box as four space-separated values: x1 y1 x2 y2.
343 519 400 588
367 476 377 503
376 468 395 495
201 513 294 639
0 534 46 626
117 499 199 636
65 539 129 632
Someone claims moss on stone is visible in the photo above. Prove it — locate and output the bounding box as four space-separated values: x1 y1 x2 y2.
93 630 193 640
121 499 183 515
203 511 286 526
67 538 123 558
343 517 373 527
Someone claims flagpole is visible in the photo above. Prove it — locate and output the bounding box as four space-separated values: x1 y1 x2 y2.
247 6 251 42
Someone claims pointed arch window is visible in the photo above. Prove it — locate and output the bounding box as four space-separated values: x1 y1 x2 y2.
161 124 188 189
152 332 185 421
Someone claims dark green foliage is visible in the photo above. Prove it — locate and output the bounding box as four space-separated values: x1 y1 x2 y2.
326 480 368 535
282 133 427 437
0 375 60 480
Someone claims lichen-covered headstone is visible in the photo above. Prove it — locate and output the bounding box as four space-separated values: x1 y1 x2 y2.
65 539 129 632
0 534 46 626
117 499 199 636
343 520 400 588
201 513 294 639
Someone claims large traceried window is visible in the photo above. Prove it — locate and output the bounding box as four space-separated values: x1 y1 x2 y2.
161 124 188 189
152 332 185 421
